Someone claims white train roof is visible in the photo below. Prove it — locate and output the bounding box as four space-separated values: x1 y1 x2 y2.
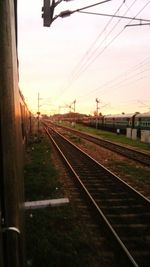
104 113 135 118
135 112 150 118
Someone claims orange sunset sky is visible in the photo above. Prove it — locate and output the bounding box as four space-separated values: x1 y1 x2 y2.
18 0 150 115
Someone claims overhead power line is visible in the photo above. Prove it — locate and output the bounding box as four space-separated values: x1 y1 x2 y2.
58 0 126 99
61 0 150 95
58 0 139 97
77 57 150 100
54 0 150 106
125 0 150 27
69 0 126 81
67 0 145 84
78 10 150 24
58 0 112 18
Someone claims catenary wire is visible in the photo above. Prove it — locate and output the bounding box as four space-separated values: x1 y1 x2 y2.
58 0 139 98
58 0 127 98
73 1 150 99
77 57 150 99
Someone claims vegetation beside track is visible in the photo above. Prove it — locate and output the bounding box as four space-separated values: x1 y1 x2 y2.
24 134 63 201
24 133 110 267
60 122 150 152
109 160 150 194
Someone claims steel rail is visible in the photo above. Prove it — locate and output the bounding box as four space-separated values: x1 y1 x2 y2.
52 123 150 167
44 125 150 267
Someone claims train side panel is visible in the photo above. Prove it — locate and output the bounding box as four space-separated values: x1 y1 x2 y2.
19 91 32 145
0 1 25 266
134 113 150 131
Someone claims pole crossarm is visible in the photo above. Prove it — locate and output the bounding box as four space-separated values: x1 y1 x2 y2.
57 0 111 18
125 22 150 27
42 0 111 26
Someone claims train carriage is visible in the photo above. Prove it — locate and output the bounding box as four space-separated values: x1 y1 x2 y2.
0 1 31 266
19 90 32 144
103 113 135 133
134 112 150 137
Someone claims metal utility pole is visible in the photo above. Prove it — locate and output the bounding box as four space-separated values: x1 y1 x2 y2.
68 104 71 113
37 93 40 133
42 0 64 27
95 98 100 129
72 99 76 112
96 98 100 115
42 0 54 27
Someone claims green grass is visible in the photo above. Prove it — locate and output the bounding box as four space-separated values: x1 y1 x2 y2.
24 133 108 267
25 206 102 267
68 135 83 144
64 122 150 152
24 135 63 201
110 160 150 184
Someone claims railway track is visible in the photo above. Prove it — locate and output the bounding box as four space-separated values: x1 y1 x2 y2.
52 123 150 167
45 125 150 267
